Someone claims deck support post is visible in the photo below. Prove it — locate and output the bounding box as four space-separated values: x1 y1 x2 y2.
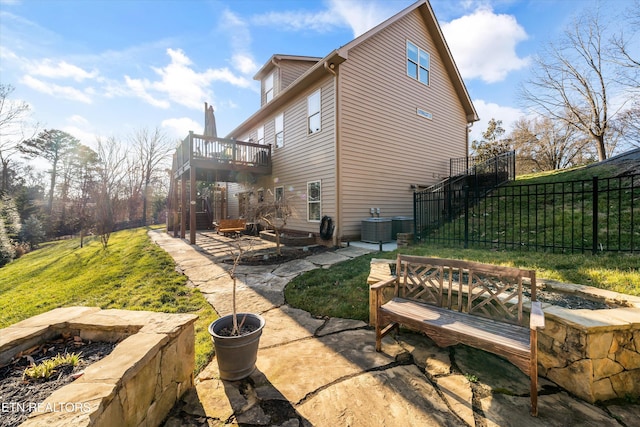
190 166 196 244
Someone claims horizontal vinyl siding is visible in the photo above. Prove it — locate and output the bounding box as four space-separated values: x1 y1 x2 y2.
236 76 336 235
338 9 468 236
280 60 318 90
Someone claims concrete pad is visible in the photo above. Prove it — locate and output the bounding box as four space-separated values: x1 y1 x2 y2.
256 329 393 403
297 365 466 427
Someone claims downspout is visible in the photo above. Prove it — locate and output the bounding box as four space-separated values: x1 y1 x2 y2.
324 61 339 246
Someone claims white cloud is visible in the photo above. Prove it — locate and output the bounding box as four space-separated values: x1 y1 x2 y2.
161 117 201 139
31 59 98 81
250 0 398 38
232 53 258 75
470 99 524 141
124 75 171 109
251 10 338 33
125 48 253 110
327 0 398 38
68 114 89 126
220 9 259 76
441 7 530 83
21 75 93 103
61 125 99 147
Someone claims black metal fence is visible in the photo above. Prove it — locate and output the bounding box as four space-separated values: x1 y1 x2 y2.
414 174 640 254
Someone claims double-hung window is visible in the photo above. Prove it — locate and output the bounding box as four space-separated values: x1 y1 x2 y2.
307 181 321 222
275 114 284 148
407 40 430 85
307 90 321 134
265 72 274 103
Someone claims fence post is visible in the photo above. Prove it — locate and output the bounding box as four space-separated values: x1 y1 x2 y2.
464 185 469 249
592 176 599 255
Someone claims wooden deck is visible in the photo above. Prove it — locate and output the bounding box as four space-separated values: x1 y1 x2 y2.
168 132 272 244
172 132 272 181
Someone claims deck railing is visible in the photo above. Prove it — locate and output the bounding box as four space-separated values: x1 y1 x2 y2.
173 132 271 177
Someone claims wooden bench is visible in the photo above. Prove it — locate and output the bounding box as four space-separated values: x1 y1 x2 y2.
216 219 246 236
370 255 545 416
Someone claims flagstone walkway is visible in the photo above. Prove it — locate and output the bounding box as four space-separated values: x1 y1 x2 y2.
149 230 637 427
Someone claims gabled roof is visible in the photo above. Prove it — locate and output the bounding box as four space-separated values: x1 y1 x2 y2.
226 0 477 138
336 0 478 123
253 54 323 80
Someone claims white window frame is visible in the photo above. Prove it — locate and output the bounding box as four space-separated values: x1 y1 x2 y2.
257 125 264 145
265 72 274 103
307 89 321 134
274 113 284 148
406 40 430 86
307 180 321 222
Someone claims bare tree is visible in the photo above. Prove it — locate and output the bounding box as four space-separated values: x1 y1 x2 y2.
610 0 640 89
0 84 37 193
94 136 128 249
520 9 629 161
251 189 296 257
129 127 173 225
510 116 593 173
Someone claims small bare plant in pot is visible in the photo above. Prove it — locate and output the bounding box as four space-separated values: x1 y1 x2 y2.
207 235 265 381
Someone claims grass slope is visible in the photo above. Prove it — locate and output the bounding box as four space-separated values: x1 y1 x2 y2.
287 160 639 321
0 227 217 373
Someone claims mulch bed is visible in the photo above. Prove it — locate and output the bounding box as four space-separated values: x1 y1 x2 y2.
0 334 117 427
534 289 610 310
224 244 335 266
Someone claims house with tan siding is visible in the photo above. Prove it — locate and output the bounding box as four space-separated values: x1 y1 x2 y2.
169 0 477 245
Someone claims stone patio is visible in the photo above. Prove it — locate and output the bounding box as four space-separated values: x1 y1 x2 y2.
151 230 638 427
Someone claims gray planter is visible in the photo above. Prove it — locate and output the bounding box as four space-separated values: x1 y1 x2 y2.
208 313 265 381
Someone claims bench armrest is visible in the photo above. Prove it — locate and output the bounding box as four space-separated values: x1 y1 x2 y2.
530 301 545 330
370 277 396 291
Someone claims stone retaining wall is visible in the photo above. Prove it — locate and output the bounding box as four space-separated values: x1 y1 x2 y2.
538 304 640 403
367 259 640 403
0 307 197 427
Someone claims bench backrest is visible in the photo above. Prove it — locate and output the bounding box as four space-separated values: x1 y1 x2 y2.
219 219 246 228
396 255 536 327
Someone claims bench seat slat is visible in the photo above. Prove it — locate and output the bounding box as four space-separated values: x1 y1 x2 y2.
380 298 530 354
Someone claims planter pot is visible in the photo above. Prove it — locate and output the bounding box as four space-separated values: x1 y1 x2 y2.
208 313 265 381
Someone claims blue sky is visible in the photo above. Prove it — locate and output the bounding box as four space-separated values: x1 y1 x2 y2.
0 0 636 152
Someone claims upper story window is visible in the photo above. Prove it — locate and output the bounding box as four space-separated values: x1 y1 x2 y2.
407 40 430 86
257 125 264 145
307 89 321 134
275 113 284 148
265 72 274 103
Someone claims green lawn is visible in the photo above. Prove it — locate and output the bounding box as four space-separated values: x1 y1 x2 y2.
285 243 640 322
0 227 217 373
